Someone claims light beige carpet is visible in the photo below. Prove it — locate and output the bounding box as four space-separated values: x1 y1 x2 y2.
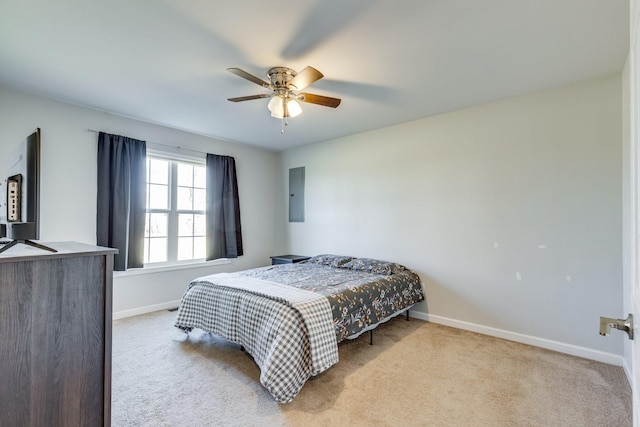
112 310 631 426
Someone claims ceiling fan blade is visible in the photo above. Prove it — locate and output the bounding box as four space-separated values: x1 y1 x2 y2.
298 93 341 108
288 66 323 91
227 68 271 88
227 94 271 102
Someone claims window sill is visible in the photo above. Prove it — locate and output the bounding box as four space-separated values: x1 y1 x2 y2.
114 258 231 277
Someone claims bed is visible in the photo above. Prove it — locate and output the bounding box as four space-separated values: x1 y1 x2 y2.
174 254 424 403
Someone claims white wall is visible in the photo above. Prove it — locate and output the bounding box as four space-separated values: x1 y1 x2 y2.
0 74 625 363
277 75 624 362
0 87 277 316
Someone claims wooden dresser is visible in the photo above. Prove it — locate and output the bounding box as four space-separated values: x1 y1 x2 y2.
0 242 117 427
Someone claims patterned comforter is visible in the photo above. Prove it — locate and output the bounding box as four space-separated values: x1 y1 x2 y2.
174 255 424 403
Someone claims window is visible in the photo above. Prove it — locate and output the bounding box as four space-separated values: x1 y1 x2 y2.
144 156 206 265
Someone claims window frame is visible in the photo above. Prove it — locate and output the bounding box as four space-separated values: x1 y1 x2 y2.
143 149 207 267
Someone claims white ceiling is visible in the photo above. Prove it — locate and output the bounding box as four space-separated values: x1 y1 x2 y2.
0 0 629 151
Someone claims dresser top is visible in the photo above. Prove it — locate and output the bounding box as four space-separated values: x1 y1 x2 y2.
0 241 117 263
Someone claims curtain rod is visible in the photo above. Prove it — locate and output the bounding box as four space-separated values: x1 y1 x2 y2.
86 128 207 156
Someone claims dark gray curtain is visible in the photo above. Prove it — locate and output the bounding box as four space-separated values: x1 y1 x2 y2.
97 132 147 271
206 154 243 260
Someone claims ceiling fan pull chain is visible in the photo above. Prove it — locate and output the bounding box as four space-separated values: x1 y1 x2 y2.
280 117 290 134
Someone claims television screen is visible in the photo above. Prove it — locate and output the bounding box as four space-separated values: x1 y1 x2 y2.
0 128 54 253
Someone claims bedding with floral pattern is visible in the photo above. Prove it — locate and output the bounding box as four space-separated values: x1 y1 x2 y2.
305 254 354 268
240 257 424 341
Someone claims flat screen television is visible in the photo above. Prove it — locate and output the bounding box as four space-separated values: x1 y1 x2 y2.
0 128 55 254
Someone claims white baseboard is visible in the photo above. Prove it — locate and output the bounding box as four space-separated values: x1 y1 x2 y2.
623 357 633 387
113 303 625 367
112 300 181 320
410 311 625 367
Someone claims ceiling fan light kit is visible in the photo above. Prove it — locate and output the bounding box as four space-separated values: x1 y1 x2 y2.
268 96 301 119
227 66 341 131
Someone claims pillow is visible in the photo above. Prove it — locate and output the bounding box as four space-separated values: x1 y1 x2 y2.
340 257 407 276
306 254 354 268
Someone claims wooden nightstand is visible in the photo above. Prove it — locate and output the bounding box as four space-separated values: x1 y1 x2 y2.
270 255 311 265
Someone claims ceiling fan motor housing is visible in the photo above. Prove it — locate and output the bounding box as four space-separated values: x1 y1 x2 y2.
268 67 298 90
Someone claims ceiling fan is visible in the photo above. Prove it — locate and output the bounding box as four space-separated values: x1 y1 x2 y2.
226 66 341 122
